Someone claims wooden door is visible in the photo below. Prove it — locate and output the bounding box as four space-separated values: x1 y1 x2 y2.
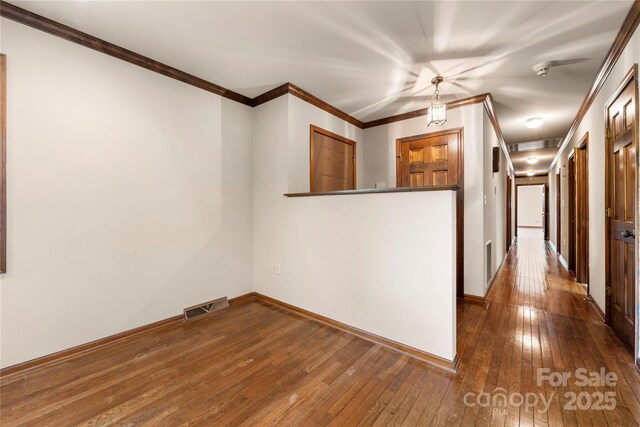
506 175 512 251
543 184 549 240
556 173 561 253
568 155 576 275
310 125 356 192
396 128 464 297
396 129 460 187
606 70 637 352
575 136 589 285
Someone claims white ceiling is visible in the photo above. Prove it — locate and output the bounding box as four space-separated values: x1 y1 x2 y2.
7 1 635 173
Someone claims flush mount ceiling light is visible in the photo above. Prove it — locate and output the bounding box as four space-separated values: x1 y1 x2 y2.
527 170 536 177
427 76 446 126
527 157 538 164
526 117 543 128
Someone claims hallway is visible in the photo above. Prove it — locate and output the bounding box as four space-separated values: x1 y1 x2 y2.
455 227 640 425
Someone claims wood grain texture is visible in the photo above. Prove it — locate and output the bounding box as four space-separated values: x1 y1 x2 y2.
0 1 253 106
253 292 457 371
1 235 639 426
549 0 640 172
0 293 254 377
310 125 357 192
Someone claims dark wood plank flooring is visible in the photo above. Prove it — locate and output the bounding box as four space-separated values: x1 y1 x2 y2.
1 230 639 426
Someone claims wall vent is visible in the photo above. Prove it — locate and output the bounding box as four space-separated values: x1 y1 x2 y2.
183 297 229 321
486 241 493 285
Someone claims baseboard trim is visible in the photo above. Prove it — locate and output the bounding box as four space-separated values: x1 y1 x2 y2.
558 254 569 270
0 292 254 378
463 294 485 305
586 294 606 323
253 292 458 372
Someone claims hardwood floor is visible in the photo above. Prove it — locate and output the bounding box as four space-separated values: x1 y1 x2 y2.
1 231 639 426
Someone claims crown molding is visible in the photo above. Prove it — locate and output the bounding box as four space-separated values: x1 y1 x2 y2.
483 94 515 174
0 1 254 106
362 93 490 129
548 0 640 172
251 83 290 107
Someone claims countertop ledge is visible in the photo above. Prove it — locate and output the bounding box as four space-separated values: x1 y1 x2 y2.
284 185 459 197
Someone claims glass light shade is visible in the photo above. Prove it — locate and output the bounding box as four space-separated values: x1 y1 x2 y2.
527 170 535 176
527 157 538 164
427 101 447 126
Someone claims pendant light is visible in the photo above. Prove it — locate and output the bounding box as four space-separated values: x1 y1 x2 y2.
427 76 447 126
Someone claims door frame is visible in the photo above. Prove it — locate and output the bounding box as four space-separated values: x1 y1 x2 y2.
309 125 357 192
515 182 548 237
575 133 590 286
604 65 638 360
556 172 561 254
395 127 464 297
506 174 513 251
568 153 576 275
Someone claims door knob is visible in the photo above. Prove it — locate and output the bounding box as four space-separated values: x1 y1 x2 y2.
622 229 636 239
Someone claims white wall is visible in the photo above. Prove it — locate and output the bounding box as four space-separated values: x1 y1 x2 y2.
483 111 508 289
517 186 544 227
0 19 254 367
253 96 457 361
552 25 640 315
288 96 363 193
362 103 503 297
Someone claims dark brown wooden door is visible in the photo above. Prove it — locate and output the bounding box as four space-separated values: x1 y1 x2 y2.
310 126 356 192
556 173 561 253
568 155 576 274
506 175 512 251
607 76 636 352
543 184 549 240
575 137 589 285
396 130 460 187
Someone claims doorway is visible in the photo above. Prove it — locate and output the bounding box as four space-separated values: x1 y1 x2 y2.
556 172 561 254
605 66 637 354
396 128 464 297
516 184 546 241
575 133 589 286
506 175 513 251
310 125 356 193
568 154 576 275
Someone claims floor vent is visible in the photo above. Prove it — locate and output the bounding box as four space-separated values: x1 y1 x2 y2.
183 297 229 321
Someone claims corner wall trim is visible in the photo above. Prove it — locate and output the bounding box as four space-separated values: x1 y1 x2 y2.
252 292 458 372
0 1 254 106
548 1 640 172
0 292 255 378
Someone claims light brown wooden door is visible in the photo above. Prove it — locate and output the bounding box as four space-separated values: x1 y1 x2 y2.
396 129 460 188
606 73 637 352
310 125 356 192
